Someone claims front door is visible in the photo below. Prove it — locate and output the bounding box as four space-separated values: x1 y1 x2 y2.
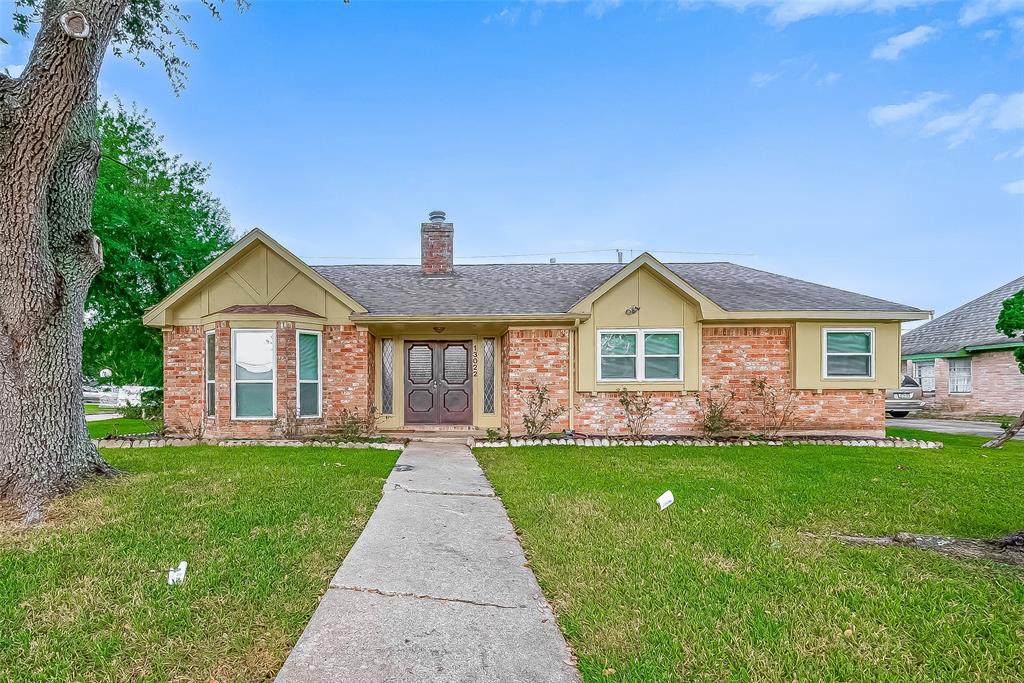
404 341 473 425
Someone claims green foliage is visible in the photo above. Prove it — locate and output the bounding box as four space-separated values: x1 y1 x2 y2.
84 101 233 386
11 0 249 91
616 388 654 437
994 290 1024 374
695 385 737 437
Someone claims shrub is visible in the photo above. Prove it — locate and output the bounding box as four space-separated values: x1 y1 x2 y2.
747 377 796 439
695 385 736 438
328 407 379 441
519 386 565 438
617 388 654 438
141 388 163 420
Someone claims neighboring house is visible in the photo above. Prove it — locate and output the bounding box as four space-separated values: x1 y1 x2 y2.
902 276 1024 417
143 212 928 438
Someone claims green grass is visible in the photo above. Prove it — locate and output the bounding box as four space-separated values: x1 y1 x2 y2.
87 417 160 439
0 445 398 682
84 404 118 415
476 431 1024 682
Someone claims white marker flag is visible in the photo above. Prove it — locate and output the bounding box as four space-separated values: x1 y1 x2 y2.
657 490 674 511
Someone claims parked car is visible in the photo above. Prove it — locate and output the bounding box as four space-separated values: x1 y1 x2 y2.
83 384 116 406
886 375 924 418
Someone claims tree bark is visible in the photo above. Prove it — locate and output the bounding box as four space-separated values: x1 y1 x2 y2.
982 409 1024 449
0 0 128 520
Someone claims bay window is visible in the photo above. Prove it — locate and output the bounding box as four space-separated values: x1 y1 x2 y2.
598 329 683 382
297 330 322 417
823 328 874 379
232 329 276 419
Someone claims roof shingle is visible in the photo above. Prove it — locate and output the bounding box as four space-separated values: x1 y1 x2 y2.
310 261 924 316
901 275 1024 355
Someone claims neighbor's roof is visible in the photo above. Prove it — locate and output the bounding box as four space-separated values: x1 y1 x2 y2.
901 275 1024 356
311 262 924 316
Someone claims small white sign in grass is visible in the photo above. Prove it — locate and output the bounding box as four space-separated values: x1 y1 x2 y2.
167 561 188 585
657 490 674 511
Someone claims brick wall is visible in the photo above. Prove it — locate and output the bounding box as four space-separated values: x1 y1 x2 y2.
572 326 885 437
164 322 375 439
501 328 572 435
163 325 205 436
918 350 1024 416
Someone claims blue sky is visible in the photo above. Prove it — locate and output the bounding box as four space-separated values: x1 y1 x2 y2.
4 0 1023 320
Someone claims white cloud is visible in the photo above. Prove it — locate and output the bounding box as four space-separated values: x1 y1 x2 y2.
3 64 24 78
675 1 942 27
751 71 780 88
1002 178 1024 194
586 0 623 18
871 25 938 60
917 91 1024 146
959 0 1024 26
994 144 1024 160
978 27 1002 39
484 6 521 25
817 71 842 86
869 91 947 126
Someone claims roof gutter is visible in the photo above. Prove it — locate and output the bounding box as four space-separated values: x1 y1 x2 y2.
349 313 591 325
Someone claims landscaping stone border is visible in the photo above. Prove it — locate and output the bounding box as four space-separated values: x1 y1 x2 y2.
93 438 404 451
471 436 943 449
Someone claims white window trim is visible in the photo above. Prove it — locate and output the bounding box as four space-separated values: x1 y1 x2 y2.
296 330 323 418
822 327 875 380
948 358 973 394
597 328 684 382
205 330 216 417
231 328 277 420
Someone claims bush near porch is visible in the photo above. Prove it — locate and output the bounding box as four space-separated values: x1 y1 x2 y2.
476 429 1024 682
0 445 397 682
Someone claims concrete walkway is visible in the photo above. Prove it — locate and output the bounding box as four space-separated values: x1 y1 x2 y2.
887 417 1022 440
275 442 580 683
84 412 119 422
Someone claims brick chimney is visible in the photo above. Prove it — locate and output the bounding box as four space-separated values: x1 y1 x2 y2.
421 210 454 276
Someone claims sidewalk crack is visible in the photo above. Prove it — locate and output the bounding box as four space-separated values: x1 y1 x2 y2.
386 482 495 498
333 584 526 609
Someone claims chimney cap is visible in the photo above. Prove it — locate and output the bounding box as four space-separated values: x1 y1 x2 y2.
428 210 447 224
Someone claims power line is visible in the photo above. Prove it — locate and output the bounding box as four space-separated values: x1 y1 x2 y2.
300 247 757 261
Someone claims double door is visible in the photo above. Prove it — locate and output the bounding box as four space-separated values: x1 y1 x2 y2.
404 341 473 425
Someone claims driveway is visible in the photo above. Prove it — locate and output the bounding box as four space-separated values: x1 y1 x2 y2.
887 417 1021 440
275 441 579 682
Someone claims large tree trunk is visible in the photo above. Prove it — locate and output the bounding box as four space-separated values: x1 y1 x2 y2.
0 0 128 520
982 409 1024 449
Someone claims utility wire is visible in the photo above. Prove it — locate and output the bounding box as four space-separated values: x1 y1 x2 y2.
300 247 757 261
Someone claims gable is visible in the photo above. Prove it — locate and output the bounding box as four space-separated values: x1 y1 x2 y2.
143 229 365 327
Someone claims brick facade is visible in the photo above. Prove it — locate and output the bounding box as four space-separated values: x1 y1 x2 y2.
501 328 572 435
572 326 885 437
906 350 1024 416
163 322 375 439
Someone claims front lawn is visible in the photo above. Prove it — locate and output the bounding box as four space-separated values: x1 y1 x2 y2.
477 432 1024 681
1 445 398 682
87 417 160 439
84 404 118 415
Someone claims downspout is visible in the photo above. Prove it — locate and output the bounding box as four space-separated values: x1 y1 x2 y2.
569 318 581 431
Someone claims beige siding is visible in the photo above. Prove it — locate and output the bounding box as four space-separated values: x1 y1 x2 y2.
793 321 902 390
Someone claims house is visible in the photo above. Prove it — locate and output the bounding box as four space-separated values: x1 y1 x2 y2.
901 276 1024 417
143 211 929 438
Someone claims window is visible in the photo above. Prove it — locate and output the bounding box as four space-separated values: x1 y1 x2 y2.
381 338 394 415
297 331 321 417
823 328 874 379
914 360 935 392
205 331 216 417
232 329 275 419
948 358 972 394
483 338 496 413
598 329 682 381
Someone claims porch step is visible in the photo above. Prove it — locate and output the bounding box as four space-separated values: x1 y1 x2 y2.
388 428 486 444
